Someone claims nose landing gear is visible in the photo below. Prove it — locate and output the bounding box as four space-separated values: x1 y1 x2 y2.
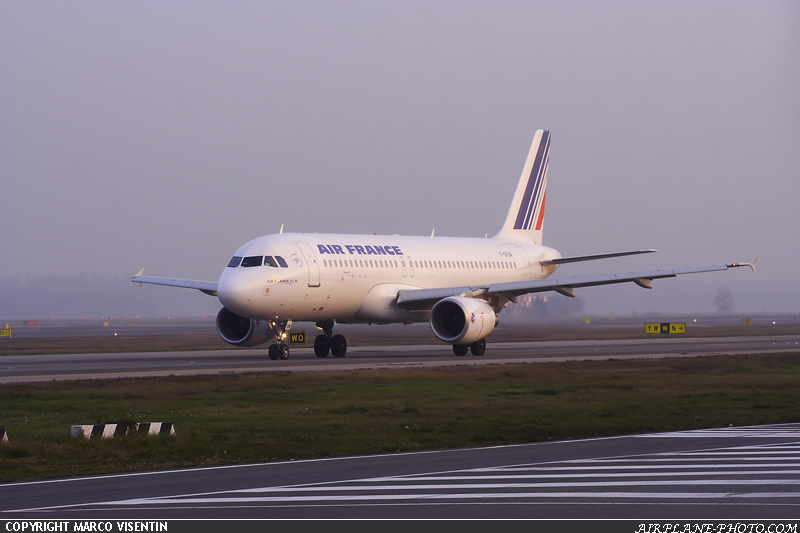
267 320 291 360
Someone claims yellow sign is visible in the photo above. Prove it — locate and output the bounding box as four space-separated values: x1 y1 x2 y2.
669 323 686 334
645 323 662 334
0 329 11 338
646 323 685 334
288 331 306 346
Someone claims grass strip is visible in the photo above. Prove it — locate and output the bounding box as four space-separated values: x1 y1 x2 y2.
1 352 799 483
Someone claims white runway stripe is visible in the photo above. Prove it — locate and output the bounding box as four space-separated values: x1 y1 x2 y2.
321 470 800 481
646 425 800 438
109 491 800 505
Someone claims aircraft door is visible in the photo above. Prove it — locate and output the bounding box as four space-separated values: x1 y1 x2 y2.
408 256 415 277
295 242 321 287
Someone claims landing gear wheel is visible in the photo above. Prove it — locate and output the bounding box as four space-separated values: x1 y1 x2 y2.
314 335 330 357
453 344 468 356
268 344 279 360
330 334 347 358
470 338 486 356
278 344 290 360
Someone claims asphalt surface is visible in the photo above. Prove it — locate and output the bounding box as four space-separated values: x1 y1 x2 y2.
2 334 799 383
3 423 800 518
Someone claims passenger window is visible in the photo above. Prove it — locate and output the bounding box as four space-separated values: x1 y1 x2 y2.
227 256 242 268
264 256 278 267
241 256 263 267
276 256 288 268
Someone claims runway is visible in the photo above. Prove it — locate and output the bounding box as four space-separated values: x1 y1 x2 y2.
2 334 799 383
3 423 800 518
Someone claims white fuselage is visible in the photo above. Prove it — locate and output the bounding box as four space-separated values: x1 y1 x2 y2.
217 233 561 325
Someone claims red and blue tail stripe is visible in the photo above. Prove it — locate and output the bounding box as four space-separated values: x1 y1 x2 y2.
512 130 550 231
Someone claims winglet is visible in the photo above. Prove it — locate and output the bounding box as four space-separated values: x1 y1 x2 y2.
748 255 758 275
726 255 758 275
134 268 145 278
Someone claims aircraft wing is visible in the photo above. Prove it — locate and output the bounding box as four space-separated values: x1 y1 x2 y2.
540 249 657 265
396 257 757 311
132 269 218 296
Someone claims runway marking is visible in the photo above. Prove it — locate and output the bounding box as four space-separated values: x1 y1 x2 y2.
643 424 800 438
93 491 800 506
9 424 800 513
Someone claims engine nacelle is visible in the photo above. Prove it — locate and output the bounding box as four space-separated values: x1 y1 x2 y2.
429 297 497 345
216 307 275 347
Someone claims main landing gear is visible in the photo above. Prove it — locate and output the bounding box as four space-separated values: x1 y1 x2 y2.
452 338 486 357
314 320 347 358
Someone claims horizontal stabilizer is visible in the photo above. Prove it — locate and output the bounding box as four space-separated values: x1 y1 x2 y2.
540 249 657 266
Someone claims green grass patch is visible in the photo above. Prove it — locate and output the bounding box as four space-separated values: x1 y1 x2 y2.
1 352 800 482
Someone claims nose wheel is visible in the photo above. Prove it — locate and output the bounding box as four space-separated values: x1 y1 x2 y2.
267 320 291 360
268 343 289 360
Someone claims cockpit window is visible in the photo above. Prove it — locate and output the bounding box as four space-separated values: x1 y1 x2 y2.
264 256 279 267
275 256 288 268
227 256 242 268
241 256 263 267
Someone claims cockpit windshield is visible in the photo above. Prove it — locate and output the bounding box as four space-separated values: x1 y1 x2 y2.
265 256 288 268
241 256 264 267
228 255 289 268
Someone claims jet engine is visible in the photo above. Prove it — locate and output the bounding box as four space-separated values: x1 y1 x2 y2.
429 296 497 345
216 307 275 347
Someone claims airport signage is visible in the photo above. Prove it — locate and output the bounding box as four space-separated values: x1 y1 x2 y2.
0 329 10 338
645 323 686 334
288 331 307 346
23 320 40 325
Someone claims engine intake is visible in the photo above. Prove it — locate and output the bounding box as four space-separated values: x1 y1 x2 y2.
429 296 497 345
216 307 274 347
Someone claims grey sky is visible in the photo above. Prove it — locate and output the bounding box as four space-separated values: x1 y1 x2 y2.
1 1 798 316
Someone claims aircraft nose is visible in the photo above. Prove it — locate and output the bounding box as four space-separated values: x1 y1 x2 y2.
217 269 258 314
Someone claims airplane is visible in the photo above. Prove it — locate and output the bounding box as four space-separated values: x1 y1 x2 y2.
133 129 757 360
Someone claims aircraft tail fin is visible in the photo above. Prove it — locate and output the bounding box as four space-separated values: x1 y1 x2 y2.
494 129 551 244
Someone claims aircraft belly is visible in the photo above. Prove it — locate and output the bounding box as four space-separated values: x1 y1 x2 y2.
352 283 428 324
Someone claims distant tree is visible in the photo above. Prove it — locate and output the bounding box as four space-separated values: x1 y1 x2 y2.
511 295 585 318
713 287 735 314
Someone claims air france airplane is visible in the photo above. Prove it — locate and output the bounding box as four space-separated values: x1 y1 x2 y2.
133 130 756 360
